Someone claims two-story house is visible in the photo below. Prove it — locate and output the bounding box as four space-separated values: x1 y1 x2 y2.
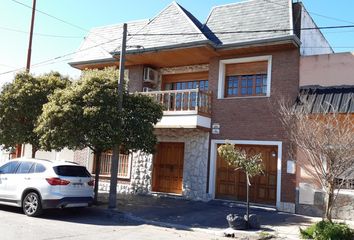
68 0 332 213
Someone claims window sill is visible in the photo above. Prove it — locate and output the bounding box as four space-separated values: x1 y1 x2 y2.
92 174 131 181
217 95 270 100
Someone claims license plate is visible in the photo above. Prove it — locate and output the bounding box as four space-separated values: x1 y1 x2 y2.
72 183 83 186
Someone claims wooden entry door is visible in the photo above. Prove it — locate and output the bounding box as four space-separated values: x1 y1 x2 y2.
152 142 184 194
216 144 278 205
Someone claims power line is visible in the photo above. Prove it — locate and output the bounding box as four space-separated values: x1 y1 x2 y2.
0 36 122 76
127 25 354 36
0 26 83 39
263 0 354 25
10 0 110 41
308 11 354 25
11 0 89 33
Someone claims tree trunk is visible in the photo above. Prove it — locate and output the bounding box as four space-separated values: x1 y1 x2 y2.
246 173 250 229
325 181 334 222
93 151 102 205
108 144 120 209
31 145 37 158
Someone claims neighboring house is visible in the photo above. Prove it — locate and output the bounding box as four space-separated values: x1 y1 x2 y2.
68 0 333 214
297 52 354 220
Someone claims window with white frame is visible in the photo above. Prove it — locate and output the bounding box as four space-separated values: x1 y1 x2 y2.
218 56 272 99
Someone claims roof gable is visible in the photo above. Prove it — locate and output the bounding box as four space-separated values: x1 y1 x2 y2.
70 2 209 65
205 0 293 45
117 2 209 53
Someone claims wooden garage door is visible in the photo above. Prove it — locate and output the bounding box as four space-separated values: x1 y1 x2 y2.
216 144 278 205
152 142 184 194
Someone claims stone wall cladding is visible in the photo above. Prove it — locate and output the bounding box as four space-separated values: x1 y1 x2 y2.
155 128 210 201
97 129 210 200
295 189 354 221
278 202 296 213
98 180 132 194
208 48 300 203
160 64 209 75
332 192 354 221
130 151 154 194
98 152 154 195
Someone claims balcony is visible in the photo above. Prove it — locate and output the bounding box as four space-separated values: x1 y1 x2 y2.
140 88 212 129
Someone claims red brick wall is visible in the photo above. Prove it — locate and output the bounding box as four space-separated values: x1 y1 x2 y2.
209 48 300 203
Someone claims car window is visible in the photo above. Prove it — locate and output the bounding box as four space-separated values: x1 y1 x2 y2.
53 166 91 177
0 161 20 174
16 161 34 174
29 163 46 173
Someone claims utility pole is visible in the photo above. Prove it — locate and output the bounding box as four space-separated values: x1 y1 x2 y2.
17 0 36 158
108 23 127 209
26 0 36 72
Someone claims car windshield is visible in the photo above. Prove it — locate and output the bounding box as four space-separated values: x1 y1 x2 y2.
53 165 91 177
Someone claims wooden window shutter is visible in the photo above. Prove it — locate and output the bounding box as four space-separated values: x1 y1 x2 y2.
225 61 268 76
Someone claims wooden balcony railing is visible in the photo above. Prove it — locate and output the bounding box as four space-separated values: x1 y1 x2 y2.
140 88 212 116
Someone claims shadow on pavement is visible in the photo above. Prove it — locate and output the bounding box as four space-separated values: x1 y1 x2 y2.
0 193 314 232
98 193 314 231
0 204 141 227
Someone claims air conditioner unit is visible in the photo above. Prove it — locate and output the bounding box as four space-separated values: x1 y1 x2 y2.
143 67 158 84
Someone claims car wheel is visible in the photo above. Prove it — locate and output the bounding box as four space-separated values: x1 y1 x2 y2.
22 192 42 217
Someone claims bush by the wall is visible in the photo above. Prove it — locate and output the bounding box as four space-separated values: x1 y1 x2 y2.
300 220 354 240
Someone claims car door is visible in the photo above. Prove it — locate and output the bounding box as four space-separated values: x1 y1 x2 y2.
0 161 20 200
7 161 34 200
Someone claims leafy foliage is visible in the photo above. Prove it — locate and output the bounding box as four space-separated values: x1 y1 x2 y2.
300 220 354 240
217 142 264 177
0 71 70 155
36 67 163 154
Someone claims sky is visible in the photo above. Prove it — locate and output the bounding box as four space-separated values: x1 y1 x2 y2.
0 0 354 87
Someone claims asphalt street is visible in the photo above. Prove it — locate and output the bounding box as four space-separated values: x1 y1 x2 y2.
0 205 226 240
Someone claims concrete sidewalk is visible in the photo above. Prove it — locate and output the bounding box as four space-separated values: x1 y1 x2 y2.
97 193 327 239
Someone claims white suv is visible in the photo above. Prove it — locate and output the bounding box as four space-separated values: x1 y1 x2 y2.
0 158 94 217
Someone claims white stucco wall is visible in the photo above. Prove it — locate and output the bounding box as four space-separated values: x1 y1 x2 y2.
300 6 333 56
23 144 75 162
300 52 354 87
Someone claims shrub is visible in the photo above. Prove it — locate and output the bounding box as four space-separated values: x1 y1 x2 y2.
300 220 354 240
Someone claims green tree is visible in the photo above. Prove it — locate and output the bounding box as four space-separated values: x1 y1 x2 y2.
218 143 264 228
36 68 163 203
0 72 70 157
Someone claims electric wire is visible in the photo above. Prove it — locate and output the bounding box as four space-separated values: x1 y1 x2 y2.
0 36 122 76
10 0 110 41
0 26 83 39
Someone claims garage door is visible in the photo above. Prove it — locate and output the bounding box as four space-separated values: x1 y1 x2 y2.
152 142 184 194
216 144 278 205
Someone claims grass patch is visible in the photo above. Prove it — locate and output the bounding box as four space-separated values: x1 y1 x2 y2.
300 220 354 240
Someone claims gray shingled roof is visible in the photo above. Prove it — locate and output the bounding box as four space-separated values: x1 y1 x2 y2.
204 0 292 46
69 20 148 65
297 86 354 114
70 0 295 66
70 2 209 65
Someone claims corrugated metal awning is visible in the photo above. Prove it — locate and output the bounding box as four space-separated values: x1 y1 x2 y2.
297 86 354 114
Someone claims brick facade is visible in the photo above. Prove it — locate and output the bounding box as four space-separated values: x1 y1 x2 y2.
208 48 300 203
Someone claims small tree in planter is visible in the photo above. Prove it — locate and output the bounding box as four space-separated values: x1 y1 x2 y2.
218 142 264 229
